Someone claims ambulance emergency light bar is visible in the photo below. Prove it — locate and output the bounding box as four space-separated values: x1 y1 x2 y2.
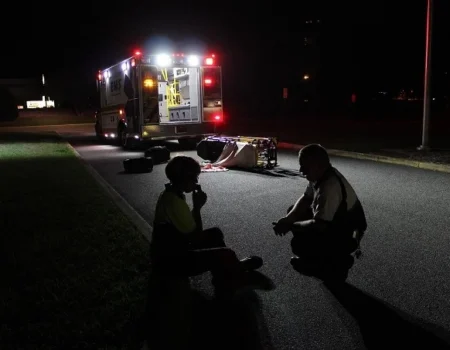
97 51 216 81
136 51 216 67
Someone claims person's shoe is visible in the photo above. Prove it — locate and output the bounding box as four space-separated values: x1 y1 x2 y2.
239 256 263 271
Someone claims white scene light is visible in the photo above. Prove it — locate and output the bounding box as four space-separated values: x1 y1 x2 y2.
156 54 172 67
187 55 199 66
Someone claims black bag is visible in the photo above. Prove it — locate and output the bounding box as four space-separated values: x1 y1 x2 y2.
144 146 170 164
123 157 154 173
196 137 227 162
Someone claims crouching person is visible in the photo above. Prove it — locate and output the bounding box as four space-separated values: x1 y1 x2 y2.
272 144 367 282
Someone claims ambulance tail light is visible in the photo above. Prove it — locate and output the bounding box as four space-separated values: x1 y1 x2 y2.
119 109 125 122
205 57 214 65
214 115 222 122
204 78 213 86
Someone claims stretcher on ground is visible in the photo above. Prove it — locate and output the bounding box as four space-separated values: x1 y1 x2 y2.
197 135 278 169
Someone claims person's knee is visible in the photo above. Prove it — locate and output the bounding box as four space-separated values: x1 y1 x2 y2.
291 231 321 256
291 236 304 256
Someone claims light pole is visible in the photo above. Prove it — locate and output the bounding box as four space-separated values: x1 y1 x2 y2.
42 74 47 108
418 0 433 151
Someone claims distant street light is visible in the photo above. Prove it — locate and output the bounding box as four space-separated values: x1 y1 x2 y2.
303 74 310 80
418 0 433 151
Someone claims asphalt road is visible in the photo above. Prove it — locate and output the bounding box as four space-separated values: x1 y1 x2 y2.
59 127 450 350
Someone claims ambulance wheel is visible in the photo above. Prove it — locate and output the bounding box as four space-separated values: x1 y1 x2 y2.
120 130 136 150
95 122 102 140
118 124 127 148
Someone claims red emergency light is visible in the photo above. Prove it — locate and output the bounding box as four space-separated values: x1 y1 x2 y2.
134 50 142 56
205 57 214 65
214 115 222 122
204 78 213 86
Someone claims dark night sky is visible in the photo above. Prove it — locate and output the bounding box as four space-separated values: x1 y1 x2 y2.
1 0 449 104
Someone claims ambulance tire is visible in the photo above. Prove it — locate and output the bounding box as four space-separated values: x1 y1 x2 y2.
118 124 130 149
95 122 102 140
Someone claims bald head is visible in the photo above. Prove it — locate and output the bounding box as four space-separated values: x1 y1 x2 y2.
299 144 330 166
298 144 331 181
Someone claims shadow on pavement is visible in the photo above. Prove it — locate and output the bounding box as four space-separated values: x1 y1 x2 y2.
322 282 450 349
133 271 276 350
189 289 275 350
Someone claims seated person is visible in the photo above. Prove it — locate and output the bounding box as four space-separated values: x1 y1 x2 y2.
272 144 367 281
150 155 263 297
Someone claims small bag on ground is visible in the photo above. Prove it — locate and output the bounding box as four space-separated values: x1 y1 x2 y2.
123 157 154 173
196 138 227 162
144 146 171 164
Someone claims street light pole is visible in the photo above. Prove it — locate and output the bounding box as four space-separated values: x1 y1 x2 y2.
418 0 433 151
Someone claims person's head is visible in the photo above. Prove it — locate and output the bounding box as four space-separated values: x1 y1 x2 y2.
165 156 201 193
298 144 331 182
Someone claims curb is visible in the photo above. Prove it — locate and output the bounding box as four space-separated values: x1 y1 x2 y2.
64 138 153 243
277 142 450 174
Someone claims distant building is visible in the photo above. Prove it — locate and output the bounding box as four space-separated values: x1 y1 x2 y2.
0 76 54 109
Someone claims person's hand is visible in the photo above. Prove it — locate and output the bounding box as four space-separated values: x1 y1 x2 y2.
193 185 207 209
272 217 292 236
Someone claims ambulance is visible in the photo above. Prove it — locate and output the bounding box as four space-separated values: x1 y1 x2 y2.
95 51 223 148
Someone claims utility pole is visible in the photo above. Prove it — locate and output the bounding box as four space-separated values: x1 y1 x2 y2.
418 0 433 151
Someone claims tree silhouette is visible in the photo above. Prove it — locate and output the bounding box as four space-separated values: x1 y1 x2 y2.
0 87 18 122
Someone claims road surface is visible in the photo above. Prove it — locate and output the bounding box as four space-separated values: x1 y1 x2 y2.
59 126 450 350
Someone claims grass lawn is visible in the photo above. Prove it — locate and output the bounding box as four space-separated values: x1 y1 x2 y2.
0 132 150 349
